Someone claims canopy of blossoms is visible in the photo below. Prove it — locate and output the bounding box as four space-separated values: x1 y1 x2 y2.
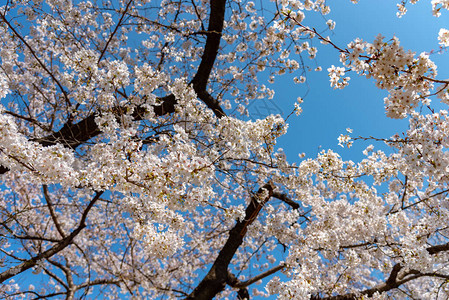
1 0 449 299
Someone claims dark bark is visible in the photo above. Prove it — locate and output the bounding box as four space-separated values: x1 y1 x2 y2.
427 242 449 255
185 183 274 300
237 288 249 300
0 165 9 174
191 0 225 92
33 114 101 148
0 0 226 174
190 0 227 119
272 191 300 209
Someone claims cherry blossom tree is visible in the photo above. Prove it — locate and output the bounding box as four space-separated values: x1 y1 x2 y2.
1 0 449 299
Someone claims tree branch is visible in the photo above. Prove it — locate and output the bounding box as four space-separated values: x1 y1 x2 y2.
228 264 285 289
0 0 227 175
190 0 227 118
97 0 133 63
0 191 103 283
312 241 449 299
427 242 449 255
272 191 300 209
185 182 275 300
43 185 66 238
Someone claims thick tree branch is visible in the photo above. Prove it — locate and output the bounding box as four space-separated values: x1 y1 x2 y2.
196 89 226 119
190 0 226 118
191 0 224 90
32 113 100 148
0 165 9 174
0 0 227 175
272 191 300 209
185 182 275 300
0 191 103 283
427 242 449 255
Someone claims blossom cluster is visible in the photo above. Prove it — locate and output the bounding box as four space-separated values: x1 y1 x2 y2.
329 35 437 119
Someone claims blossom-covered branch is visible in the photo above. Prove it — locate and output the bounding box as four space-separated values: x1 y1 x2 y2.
185 182 274 299
0 191 103 283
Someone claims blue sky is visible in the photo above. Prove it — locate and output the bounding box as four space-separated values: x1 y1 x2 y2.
256 1 449 163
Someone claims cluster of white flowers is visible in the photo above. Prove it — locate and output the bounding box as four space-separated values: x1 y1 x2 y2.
432 0 449 16
337 128 353 148
266 275 312 299
438 28 449 46
0 73 9 99
0 108 79 186
327 65 349 89
133 222 185 259
328 34 437 118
